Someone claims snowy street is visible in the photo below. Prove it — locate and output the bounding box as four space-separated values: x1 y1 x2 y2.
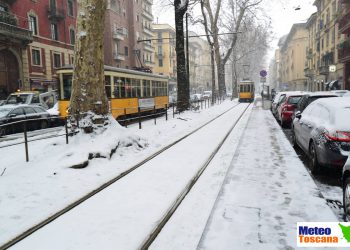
0 99 342 249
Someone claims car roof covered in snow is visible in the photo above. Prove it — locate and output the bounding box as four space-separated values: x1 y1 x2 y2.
305 91 338 97
312 96 349 109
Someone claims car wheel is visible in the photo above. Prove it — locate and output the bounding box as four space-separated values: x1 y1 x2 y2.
41 120 48 129
291 127 298 148
343 177 350 221
280 117 285 128
309 141 320 174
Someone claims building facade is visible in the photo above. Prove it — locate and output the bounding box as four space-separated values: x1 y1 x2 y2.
279 23 308 91
307 0 345 91
152 24 176 92
0 0 77 98
104 0 155 71
337 0 350 90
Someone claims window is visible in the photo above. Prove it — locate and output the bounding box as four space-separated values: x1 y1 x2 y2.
11 108 24 116
67 0 74 16
69 28 75 44
159 58 163 67
51 23 59 41
24 107 36 114
32 49 41 66
29 15 38 35
105 76 111 98
124 46 129 56
53 53 61 68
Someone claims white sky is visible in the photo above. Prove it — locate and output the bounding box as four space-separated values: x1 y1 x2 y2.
152 0 317 65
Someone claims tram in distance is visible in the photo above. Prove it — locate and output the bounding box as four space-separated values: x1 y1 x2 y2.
238 80 255 103
56 65 169 119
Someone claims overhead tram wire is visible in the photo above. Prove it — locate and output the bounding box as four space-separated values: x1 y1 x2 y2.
137 32 242 43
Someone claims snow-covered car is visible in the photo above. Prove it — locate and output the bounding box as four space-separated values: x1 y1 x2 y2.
202 91 212 99
331 90 350 97
0 105 52 136
190 94 202 101
342 156 350 221
292 97 350 174
294 91 338 115
276 92 304 128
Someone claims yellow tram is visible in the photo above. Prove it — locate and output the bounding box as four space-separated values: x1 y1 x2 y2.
238 80 255 103
56 65 169 119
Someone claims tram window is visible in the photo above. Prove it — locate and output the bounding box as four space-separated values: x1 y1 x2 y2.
143 80 150 97
63 74 72 99
152 81 158 96
125 78 131 98
131 79 140 98
105 76 111 98
113 77 121 98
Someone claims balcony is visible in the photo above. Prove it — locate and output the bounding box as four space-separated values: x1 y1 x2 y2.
142 9 153 21
319 65 329 75
47 6 65 22
0 19 33 46
338 46 350 62
304 68 314 78
338 11 350 34
144 60 155 67
156 52 165 58
143 26 153 36
113 30 124 41
144 43 154 52
114 52 125 61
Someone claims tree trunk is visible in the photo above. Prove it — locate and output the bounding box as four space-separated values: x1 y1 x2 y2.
217 62 226 97
174 0 189 112
69 0 109 133
210 47 216 105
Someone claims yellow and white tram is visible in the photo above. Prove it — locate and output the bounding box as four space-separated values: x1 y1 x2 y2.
238 80 255 103
56 65 169 119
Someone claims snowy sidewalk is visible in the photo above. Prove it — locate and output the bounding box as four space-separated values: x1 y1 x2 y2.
197 101 338 249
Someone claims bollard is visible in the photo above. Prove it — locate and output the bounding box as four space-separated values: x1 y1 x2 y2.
165 104 168 121
154 105 157 125
23 121 29 162
173 104 175 118
201 100 203 110
138 107 142 129
124 108 127 128
65 117 69 144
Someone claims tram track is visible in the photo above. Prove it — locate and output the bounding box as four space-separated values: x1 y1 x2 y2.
141 103 252 249
1 102 243 250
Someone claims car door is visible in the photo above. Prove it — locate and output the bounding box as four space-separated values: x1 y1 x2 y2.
24 106 40 130
299 104 320 151
7 107 25 133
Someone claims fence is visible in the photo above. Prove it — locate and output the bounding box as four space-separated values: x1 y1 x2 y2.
0 96 226 162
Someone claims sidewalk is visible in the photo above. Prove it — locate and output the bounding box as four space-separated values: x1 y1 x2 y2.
198 100 338 249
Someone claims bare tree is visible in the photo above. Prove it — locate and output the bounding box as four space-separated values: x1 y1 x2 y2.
200 0 264 97
69 0 109 133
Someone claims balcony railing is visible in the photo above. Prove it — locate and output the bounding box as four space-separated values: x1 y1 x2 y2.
0 10 17 26
338 46 350 62
143 26 153 36
339 11 350 34
144 43 154 52
142 9 153 20
144 60 155 66
114 53 125 61
304 68 314 78
47 6 65 21
0 21 33 45
113 30 124 41
319 65 329 75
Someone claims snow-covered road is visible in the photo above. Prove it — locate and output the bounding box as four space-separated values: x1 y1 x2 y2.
9 104 251 249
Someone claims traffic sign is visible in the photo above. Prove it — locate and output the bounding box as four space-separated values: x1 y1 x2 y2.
260 70 267 77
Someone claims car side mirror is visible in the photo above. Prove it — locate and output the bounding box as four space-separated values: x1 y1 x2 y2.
9 114 17 118
295 111 302 119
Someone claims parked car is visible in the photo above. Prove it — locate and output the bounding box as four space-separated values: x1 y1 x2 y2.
1 90 57 109
202 91 212 99
342 156 350 221
276 92 304 127
294 92 338 115
0 105 52 136
271 91 287 117
190 93 202 101
292 97 350 174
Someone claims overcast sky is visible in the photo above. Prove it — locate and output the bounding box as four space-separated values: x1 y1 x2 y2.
152 0 317 64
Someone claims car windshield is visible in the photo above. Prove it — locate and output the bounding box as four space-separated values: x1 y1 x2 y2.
287 96 302 104
6 94 29 104
0 108 12 118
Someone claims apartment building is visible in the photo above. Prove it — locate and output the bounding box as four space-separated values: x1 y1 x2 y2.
152 24 176 91
104 0 154 71
306 0 345 91
0 0 77 98
279 23 308 91
337 0 350 90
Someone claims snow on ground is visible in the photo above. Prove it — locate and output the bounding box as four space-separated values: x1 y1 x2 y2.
196 103 339 250
0 100 236 246
8 103 250 250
